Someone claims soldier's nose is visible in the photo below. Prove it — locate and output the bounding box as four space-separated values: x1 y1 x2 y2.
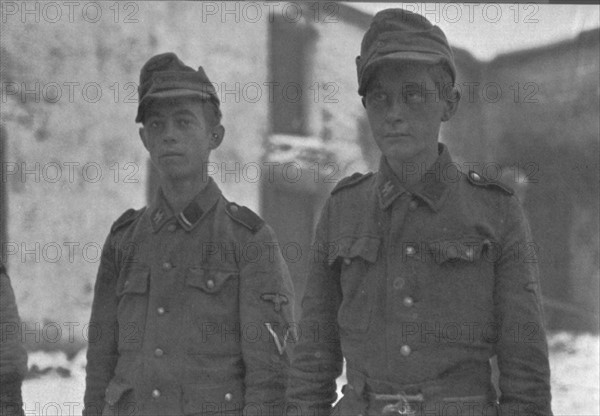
385 98 406 123
162 120 179 143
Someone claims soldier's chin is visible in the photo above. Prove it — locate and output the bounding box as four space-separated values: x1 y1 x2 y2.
159 165 189 179
385 144 420 162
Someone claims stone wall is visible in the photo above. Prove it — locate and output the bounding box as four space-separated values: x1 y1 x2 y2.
1 2 269 350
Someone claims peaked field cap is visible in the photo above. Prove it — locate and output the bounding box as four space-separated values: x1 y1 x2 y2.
356 8 457 96
136 52 220 123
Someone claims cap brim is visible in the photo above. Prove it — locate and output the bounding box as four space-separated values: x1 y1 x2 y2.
135 89 213 122
359 51 450 95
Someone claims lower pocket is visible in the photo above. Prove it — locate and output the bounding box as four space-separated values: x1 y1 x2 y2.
181 383 244 415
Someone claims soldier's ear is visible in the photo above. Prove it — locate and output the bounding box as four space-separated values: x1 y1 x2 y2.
139 127 150 151
441 86 460 122
209 124 225 150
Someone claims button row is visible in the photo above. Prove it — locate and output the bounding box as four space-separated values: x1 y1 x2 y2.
151 387 233 401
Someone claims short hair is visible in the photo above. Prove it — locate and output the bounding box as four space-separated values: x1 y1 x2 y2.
201 98 223 128
425 62 454 91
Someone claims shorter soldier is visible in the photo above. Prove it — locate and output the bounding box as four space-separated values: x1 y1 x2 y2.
0 262 28 416
83 53 295 416
287 9 552 416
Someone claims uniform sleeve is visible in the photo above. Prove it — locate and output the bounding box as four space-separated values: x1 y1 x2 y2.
239 223 295 416
286 199 344 416
494 196 552 416
0 268 28 416
83 234 120 416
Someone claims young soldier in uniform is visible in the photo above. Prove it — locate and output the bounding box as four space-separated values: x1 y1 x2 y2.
287 9 552 416
83 53 295 416
0 262 28 416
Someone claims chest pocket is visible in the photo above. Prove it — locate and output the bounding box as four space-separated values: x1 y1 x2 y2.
116 264 150 351
428 237 495 265
334 236 380 334
185 268 240 320
427 237 497 308
185 268 238 292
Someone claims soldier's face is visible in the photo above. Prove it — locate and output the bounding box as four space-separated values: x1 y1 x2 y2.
139 97 223 182
364 62 454 165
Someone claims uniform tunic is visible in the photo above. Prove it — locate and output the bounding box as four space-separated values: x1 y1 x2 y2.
0 263 28 416
287 144 552 416
84 178 294 416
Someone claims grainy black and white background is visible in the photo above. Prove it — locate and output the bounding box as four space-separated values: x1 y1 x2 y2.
1 2 598 414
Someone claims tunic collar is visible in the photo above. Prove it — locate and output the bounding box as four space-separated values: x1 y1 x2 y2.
377 143 455 212
147 178 222 233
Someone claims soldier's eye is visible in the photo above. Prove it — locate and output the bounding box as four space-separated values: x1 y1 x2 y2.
149 120 163 129
178 119 193 128
404 90 423 103
371 91 387 102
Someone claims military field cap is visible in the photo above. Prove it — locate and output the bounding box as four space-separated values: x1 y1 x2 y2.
356 8 456 96
136 52 220 123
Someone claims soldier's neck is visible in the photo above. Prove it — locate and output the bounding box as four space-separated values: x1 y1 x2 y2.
160 176 209 213
386 151 439 190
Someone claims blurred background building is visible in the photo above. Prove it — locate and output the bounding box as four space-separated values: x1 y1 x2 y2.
1 3 598 359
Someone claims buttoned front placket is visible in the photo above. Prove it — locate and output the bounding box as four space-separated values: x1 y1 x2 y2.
131 179 222 412
376 148 453 383
378 170 419 376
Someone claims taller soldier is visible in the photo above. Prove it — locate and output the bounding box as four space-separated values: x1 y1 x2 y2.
83 53 295 416
287 9 552 416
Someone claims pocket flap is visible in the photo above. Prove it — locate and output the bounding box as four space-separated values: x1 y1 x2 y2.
329 236 380 265
185 268 238 294
117 266 149 296
429 237 489 264
182 383 244 414
104 379 133 406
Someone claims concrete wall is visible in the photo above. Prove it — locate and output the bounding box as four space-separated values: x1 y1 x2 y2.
482 30 600 330
446 29 599 330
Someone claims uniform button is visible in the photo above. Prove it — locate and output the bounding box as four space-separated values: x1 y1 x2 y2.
465 247 474 261
343 258 352 265
224 393 233 402
206 279 215 289
157 307 165 315
124 280 129 287
393 277 405 290
152 389 161 399
154 348 164 357
408 200 418 211
470 171 481 181
230 205 239 213
405 246 416 256
162 262 172 270
403 297 414 307
167 224 176 232
400 345 411 356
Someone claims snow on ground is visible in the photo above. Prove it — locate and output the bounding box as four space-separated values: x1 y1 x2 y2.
21 332 599 415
